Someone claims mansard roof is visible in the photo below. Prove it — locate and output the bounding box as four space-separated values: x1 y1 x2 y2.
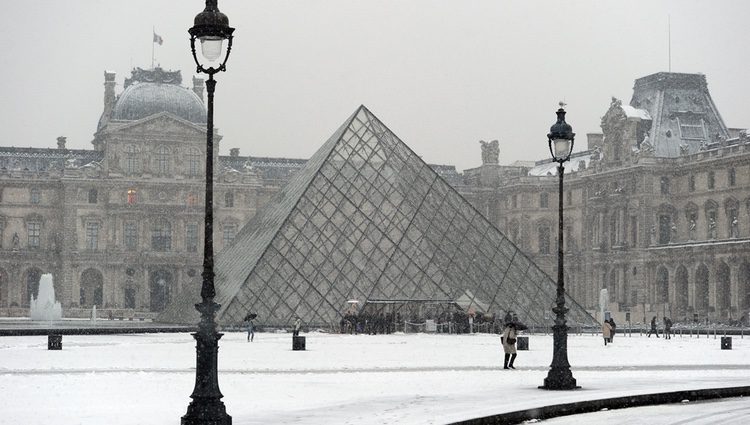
0 147 102 174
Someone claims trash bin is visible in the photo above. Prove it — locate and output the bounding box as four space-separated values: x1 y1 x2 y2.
721 336 732 350
293 335 306 351
516 335 529 351
48 334 62 350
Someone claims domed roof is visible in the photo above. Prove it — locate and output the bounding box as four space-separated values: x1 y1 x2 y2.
109 68 206 126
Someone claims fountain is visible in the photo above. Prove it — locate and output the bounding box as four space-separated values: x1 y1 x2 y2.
30 273 62 321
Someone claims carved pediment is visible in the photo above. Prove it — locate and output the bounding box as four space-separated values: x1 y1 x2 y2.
110 112 206 137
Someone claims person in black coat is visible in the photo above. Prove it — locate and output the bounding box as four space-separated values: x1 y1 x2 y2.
647 316 659 338
607 318 617 343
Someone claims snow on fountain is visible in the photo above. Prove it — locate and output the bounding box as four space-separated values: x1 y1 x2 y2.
29 273 62 321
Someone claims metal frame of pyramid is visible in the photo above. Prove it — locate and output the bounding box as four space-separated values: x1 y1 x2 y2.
159 106 597 329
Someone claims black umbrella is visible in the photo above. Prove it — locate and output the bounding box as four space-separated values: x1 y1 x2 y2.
244 313 257 321
511 321 528 331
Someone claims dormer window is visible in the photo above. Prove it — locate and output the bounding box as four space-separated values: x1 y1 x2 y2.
677 115 706 140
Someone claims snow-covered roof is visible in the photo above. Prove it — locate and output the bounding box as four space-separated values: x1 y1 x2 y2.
527 152 593 176
621 105 651 120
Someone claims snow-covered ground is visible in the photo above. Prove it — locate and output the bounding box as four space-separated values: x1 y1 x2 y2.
1 330 748 424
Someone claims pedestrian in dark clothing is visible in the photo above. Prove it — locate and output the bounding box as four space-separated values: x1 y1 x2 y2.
501 322 518 369
663 317 672 340
647 316 659 338
246 319 255 342
608 318 617 343
292 317 302 336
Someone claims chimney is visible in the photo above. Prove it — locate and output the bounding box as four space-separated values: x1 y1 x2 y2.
230 148 240 157
57 136 67 150
192 76 205 102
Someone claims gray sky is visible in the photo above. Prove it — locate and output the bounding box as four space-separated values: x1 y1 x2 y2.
1 0 748 171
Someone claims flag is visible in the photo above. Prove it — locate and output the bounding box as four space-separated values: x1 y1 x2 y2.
153 32 163 45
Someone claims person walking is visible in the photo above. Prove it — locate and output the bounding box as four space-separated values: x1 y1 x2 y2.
647 316 659 338
663 317 672 340
608 318 617 343
501 322 518 369
602 320 612 345
293 317 302 336
246 319 255 342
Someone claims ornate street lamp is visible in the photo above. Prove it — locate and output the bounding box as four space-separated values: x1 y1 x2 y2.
540 103 579 390
182 1 234 424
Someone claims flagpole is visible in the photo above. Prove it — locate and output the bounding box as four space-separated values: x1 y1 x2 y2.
152 26 155 69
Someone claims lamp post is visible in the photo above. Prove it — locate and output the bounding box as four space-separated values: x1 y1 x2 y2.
540 103 579 390
182 1 234 424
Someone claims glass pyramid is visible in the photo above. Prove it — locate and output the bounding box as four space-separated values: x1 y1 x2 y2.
159 106 596 329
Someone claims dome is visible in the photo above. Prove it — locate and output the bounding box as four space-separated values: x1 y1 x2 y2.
111 81 207 125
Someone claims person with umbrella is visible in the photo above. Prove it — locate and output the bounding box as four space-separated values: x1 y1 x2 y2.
244 313 257 342
501 322 518 369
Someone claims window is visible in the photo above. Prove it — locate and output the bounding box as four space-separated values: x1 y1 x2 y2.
124 222 138 250
151 219 172 252
538 225 550 254
658 215 672 245
678 116 706 140
156 146 170 174
688 175 696 192
729 168 736 187
86 222 99 250
186 223 199 252
540 193 549 208
708 171 715 189
630 216 637 246
0 219 4 248
186 148 201 177
27 221 41 248
223 223 237 247
127 188 137 205
186 193 199 207
225 192 234 208
660 177 670 195
88 189 98 204
511 194 517 209
30 188 40 204
124 287 136 309
125 145 138 174
566 191 572 206
707 210 717 239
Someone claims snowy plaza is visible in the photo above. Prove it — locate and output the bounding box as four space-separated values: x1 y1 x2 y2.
1 329 749 424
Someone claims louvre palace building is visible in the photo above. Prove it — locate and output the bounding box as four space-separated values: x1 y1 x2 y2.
0 68 748 324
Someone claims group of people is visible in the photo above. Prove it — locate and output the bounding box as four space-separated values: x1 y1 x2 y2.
601 317 617 345
647 316 673 339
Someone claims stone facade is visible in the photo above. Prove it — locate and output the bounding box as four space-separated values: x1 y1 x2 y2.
470 73 750 324
0 70 747 325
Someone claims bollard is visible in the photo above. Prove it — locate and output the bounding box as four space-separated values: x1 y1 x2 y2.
292 335 306 351
48 334 62 350
721 336 732 350
516 336 529 350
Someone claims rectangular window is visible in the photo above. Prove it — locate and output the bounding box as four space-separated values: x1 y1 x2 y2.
511 194 517 209
124 222 138 250
688 175 696 192
30 188 40 204
225 192 234 208
566 190 572 206
660 177 670 195
678 116 706 140
127 189 137 205
540 193 549 208
708 171 715 189
186 223 199 252
729 168 736 187
86 222 99 250
27 222 41 248
223 224 237 247
630 216 637 246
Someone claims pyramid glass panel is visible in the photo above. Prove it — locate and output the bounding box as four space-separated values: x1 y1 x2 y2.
159 106 596 329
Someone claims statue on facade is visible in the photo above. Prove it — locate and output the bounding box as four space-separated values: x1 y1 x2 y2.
689 218 697 240
12 232 19 250
731 216 739 238
708 217 717 239
479 139 499 165
640 132 655 155
590 145 602 161
679 143 690 156
699 140 709 151
649 225 656 246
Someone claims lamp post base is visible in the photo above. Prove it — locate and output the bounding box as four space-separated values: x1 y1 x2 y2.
539 369 580 390
182 399 232 425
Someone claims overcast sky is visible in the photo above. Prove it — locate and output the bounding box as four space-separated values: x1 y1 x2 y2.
1 0 748 171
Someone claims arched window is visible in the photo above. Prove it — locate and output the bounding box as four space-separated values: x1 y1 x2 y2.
25 268 42 307
80 268 103 308
656 266 669 303
695 264 709 312
538 223 550 254
127 188 137 205
717 262 731 318
151 219 172 252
